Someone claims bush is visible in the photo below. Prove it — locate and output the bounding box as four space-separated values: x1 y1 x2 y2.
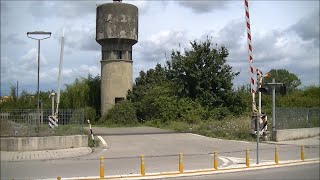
100 101 138 126
177 98 208 124
167 121 191 132
84 106 96 123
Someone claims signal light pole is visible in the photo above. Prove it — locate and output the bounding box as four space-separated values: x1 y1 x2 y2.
27 31 51 127
267 78 284 140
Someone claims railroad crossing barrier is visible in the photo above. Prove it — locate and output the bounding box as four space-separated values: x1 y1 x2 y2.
57 144 316 179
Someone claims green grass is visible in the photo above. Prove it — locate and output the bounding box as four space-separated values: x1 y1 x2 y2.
91 116 258 142
144 116 256 141
0 120 84 137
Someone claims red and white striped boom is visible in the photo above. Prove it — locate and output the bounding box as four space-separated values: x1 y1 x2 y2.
244 0 257 112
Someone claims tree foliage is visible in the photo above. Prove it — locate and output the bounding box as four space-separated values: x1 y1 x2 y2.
124 38 245 124
264 69 301 92
167 39 240 109
1 37 318 132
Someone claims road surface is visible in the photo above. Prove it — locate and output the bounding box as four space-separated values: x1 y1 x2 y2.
1 127 319 179
167 163 320 180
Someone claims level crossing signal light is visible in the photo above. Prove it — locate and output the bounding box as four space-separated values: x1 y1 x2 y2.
258 84 286 96
258 86 270 95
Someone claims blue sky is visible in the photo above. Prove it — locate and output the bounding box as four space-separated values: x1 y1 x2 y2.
1 0 319 96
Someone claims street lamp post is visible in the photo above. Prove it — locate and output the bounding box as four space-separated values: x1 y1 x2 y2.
27 31 51 127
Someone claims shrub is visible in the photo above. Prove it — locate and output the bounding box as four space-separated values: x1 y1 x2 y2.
177 98 208 124
100 101 138 126
84 106 96 123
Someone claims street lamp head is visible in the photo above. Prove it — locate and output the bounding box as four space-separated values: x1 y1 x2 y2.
27 31 51 40
27 31 51 35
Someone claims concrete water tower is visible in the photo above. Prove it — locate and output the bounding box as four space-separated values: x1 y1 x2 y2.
96 0 138 116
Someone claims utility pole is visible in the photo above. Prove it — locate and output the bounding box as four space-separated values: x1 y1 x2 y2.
16 81 19 99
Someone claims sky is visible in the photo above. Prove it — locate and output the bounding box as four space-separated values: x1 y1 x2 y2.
1 0 319 96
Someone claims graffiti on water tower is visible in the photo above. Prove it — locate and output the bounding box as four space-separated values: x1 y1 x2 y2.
97 12 137 40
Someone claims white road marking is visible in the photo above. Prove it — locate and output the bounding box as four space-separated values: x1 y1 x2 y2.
228 139 250 144
186 133 250 144
186 133 209 138
97 135 108 148
219 156 231 167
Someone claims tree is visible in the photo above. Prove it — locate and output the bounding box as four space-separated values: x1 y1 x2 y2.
60 78 90 109
166 38 240 109
9 85 17 101
264 69 301 93
127 64 176 121
85 74 101 115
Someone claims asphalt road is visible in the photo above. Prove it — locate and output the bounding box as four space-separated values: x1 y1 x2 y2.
1 127 319 179
166 162 320 180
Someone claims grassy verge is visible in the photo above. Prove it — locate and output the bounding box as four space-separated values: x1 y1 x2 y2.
92 116 256 142
144 116 256 141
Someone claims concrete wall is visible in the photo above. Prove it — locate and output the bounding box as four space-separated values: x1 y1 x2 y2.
0 135 88 151
274 127 320 142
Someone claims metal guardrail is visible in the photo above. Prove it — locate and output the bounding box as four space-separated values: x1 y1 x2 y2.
0 109 84 137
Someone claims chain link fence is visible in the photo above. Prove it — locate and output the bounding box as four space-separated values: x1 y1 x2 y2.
275 107 320 130
0 109 84 137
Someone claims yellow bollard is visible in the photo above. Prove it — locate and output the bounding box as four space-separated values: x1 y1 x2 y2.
246 148 250 167
213 151 218 170
179 153 183 173
141 155 145 176
57 177 61 180
275 147 279 164
301 145 305 161
100 156 104 178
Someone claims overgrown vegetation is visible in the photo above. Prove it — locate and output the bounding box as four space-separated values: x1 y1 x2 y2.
1 38 319 141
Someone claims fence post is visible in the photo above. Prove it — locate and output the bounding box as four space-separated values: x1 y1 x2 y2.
246 148 250 167
100 156 104 178
275 146 279 164
179 153 183 173
301 145 305 161
214 151 218 170
141 155 145 176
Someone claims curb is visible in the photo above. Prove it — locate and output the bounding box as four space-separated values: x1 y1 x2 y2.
0 147 92 161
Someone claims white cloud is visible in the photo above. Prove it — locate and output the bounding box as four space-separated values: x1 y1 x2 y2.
1 1 319 96
178 1 231 13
